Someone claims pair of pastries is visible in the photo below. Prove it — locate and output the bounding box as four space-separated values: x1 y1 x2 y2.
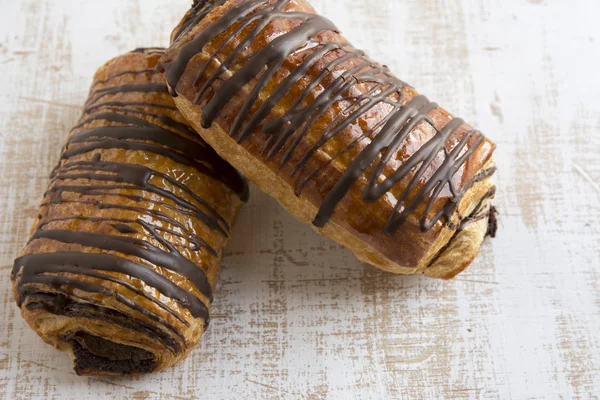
12 0 496 375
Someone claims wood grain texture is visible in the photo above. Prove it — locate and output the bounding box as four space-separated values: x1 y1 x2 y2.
0 0 598 398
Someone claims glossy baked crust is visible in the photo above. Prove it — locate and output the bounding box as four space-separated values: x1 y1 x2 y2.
11 49 246 375
159 0 497 278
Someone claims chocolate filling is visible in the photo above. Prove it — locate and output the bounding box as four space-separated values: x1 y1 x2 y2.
486 206 498 238
25 292 182 353
70 332 156 375
427 194 497 269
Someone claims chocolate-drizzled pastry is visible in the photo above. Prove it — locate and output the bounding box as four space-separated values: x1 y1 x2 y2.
11 49 247 375
159 0 497 278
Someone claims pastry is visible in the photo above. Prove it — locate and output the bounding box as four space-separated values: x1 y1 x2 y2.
159 0 497 278
11 48 248 375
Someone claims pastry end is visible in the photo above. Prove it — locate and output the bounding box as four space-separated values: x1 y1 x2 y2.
68 332 156 376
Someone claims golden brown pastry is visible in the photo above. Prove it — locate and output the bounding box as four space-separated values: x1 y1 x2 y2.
159 0 497 279
11 48 248 375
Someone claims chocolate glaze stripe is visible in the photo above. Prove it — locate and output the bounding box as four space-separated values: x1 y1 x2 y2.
85 101 179 114
44 158 221 298
113 223 139 234
131 47 167 55
173 0 227 42
91 69 159 89
41 185 224 243
163 0 270 88
201 15 338 127
162 0 494 233
67 122 234 186
73 109 199 139
50 158 230 236
39 215 209 254
30 214 199 321
85 83 169 107
29 229 213 300
45 249 192 326
38 200 217 256
17 271 185 340
266 65 401 171
59 141 228 201
13 252 210 321
70 109 248 200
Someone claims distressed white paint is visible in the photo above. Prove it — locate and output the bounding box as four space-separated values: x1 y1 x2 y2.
0 0 599 399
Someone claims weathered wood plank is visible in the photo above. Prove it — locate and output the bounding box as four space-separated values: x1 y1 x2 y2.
0 0 598 399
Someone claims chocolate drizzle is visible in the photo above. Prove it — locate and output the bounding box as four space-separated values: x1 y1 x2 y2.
12 49 247 357
486 206 498 238
173 0 228 42
162 0 495 234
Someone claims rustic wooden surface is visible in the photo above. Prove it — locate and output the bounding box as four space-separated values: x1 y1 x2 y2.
0 0 599 399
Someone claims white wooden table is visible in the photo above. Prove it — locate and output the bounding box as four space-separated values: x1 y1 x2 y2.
0 0 599 398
